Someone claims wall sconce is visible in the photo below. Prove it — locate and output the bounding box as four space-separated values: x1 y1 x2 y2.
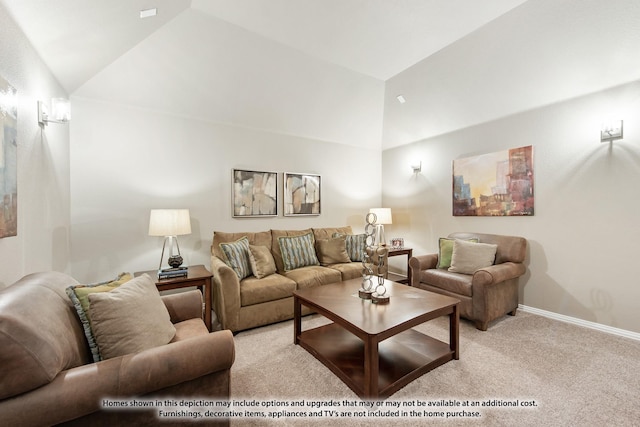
411 161 422 173
38 98 71 126
601 120 623 142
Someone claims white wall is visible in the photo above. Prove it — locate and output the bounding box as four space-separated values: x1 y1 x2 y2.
381 0 640 333
69 7 385 283
0 5 70 287
382 0 640 150
69 99 381 283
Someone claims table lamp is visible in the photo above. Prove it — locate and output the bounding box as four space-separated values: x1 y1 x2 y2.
368 208 392 246
148 209 191 271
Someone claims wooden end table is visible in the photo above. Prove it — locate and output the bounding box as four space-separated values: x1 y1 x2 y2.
294 278 459 399
135 264 213 331
388 247 413 285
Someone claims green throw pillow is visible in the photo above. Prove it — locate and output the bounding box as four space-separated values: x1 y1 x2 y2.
278 232 320 271
437 237 478 269
66 272 133 362
220 236 252 279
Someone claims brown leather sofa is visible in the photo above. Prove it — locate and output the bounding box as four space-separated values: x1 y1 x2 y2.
409 232 527 331
0 271 235 427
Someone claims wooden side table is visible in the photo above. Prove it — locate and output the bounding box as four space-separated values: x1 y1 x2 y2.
135 264 213 331
387 247 413 285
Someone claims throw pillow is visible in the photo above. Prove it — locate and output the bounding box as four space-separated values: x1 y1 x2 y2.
66 272 133 362
448 239 498 274
278 232 320 271
88 274 176 360
248 245 277 279
437 237 479 269
333 232 366 262
316 236 351 266
220 236 252 279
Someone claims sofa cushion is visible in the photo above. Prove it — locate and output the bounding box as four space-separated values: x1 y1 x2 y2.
88 274 176 360
316 236 351 265
240 274 297 306
65 272 133 362
278 232 320 271
448 239 498 274
284 266 342 289
220 236 252 279
271 229 312 272
212 230 272 260
420 269 474 297
327 262 362 280
248 245 277 279
0 272 89 401
437 237 478 269
333 232 367 262
312 226 353 241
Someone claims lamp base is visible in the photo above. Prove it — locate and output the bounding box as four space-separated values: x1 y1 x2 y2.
168 255 184 268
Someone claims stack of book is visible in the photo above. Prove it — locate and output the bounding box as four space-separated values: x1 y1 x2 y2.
158 266 188 280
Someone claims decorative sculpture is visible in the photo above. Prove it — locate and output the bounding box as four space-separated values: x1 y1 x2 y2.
359 212 377 299
359 212 390 304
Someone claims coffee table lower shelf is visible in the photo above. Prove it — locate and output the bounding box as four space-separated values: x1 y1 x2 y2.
297 322 455 399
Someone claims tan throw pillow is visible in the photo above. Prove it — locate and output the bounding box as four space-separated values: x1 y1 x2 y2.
248 245 277 279
88 274 176 360
316 236 351 266
448 239 498 274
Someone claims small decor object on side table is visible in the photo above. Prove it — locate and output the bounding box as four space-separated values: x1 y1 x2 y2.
391 237 404 249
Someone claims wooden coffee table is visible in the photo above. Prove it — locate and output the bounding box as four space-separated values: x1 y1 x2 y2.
293 278 459 400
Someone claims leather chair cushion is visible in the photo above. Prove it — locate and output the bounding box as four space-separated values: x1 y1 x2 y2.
420 269 473 297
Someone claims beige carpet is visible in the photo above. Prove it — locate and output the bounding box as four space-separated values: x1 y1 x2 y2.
230 312 640 426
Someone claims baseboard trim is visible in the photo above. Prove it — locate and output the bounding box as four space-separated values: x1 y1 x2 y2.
519 304 640 342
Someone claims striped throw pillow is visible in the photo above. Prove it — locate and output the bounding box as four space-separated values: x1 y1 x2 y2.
333 232 366 262
220 236 252 279
278 232 320 271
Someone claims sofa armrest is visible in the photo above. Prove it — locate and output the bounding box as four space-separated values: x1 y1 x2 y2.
161 289 203 323
211 256 241 331
1 330 235 426
472 262 526 287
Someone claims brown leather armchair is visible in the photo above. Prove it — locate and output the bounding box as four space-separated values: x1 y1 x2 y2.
409 232 527 331
0 271 235 426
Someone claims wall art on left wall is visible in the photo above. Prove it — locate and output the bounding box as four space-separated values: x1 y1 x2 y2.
232 169 278 217
0 75 17 237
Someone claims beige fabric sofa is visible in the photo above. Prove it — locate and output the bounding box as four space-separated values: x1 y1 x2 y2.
409 232 527 331
211 226 386 333
0 271 235 427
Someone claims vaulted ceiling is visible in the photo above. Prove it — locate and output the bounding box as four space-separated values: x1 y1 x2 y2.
1 0 527 94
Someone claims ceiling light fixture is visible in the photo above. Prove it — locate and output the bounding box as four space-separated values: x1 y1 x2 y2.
140 8 157 19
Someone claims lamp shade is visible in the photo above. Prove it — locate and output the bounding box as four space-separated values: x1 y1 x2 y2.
148 209 191 236
369 208 392 225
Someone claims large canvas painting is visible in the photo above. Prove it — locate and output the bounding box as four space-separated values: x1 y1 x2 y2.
0 75 17 237
284 172 321 216
232 169 277 217
453 145 534 217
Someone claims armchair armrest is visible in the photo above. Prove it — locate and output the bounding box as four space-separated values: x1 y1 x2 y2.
409 254 438 286
409 254 438 271
161 289 203 323
211 256 241 331
472 262 526 287
2 330 235 426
